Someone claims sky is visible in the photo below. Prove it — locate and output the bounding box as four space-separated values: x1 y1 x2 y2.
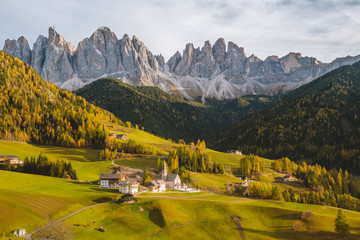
1 0 360 62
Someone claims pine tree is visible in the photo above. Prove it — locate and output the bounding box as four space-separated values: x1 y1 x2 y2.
335 209 350 237
143 167 152 185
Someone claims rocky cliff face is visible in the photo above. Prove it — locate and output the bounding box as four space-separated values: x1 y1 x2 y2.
3 26 360 100
3 36 31 65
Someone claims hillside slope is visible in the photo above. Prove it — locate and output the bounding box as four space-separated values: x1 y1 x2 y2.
0 51 122 148
213 61 360 174
76 78 275 142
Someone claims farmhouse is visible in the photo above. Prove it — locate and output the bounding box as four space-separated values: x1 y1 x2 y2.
0 155 23 165
161 161 181 188
117 134 127 140
148 180 166 192
109 133 117 139
119 180 139 194
275 175 296 182
148 181 159 192
99 173 124 188
227 150 242 155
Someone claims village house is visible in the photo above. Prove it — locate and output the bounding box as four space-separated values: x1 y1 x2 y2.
148 181 160 192
109 133 117 140
227 150 242 155
117 134 127 140
0 155 23 165
119 180 139 194
99 173 124 188
148 180 166 192
161 161 181 188
275 175 296 182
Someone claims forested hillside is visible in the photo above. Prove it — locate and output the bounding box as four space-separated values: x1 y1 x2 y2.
213 61 360 174
0 51 122 148
76 78 275 142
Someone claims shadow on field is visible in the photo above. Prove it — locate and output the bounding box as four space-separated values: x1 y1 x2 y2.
92 197 114 203
149 207 166 228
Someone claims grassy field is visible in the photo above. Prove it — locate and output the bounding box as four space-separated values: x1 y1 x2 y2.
102 121 180 152
205 149 275 173
60 194 360 240
0 171 119 238
0 140 111 181
190 172 241 189
114 157 159 169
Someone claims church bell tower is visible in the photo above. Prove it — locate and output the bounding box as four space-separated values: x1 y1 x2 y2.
162 160 167 181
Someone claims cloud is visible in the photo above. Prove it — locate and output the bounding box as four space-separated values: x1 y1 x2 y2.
0 0 359 62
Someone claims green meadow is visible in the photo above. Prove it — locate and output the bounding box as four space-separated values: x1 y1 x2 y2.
0 171 118 237
0 140 111 181
114 157 159 169
61 194 360 240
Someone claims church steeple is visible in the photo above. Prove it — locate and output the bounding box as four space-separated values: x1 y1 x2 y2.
162 160 167 181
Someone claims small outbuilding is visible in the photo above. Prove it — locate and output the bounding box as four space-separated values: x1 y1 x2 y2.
121 193 134 203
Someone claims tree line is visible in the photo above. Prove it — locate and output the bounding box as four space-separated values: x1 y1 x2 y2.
239 154 265 176
272 158 360 198
0 154 78 180
100 139 163 160
165 140 225 174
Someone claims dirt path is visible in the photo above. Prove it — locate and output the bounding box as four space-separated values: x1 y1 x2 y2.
22 199 117 240
230 216 246 240
141 219 207 238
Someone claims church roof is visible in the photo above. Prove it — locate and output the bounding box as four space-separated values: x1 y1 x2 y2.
166 174 179 182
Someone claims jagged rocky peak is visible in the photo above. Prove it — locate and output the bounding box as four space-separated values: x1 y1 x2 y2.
174 43 195 76
131 35 159 70
227 41 245 56
31 35 48 73
167 51 181 72
40 26 76 83
3 36 31 64
155 54 165 67
212 38 226 70
168 39 250 78
201 40 212 54
48 26 75 54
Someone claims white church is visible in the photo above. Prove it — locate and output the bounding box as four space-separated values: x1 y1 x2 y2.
161 160 182 188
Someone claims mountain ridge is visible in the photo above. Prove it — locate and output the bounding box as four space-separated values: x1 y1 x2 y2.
3 26 360 100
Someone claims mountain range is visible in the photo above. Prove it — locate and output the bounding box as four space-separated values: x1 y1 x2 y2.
3 26 360 100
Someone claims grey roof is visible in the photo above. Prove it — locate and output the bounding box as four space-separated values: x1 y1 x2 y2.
148 180 159 187
99 173 121 180
156 180 166 184
119 180 139 185
166 174 179 182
